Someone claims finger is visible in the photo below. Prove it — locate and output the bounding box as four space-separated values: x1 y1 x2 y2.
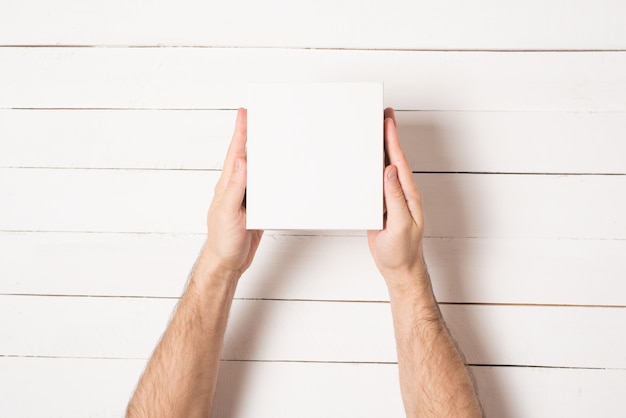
220 157 247 211
217 108 248 192
384 117 406 169
384 107 396 126
384 117 424 222
382 165 412 227
222 108 247 179
383 109 395 166
384 118 415 194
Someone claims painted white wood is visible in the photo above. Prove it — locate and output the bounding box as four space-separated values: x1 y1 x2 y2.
2 0 623 415
0 232 207 297
2 232 626 306
0 109 236 170
397 111 626 174
2 357 623 418
2 296 625 368
0 357 145 418
2 169 624 239
212 361 404 418
0 295 175 360
424 237 626 306
418 173 626 240
1 0 625 50
247 83 383 230
215 364 626 418
3 110 626 174
471 366 626 418
2 49 625 111
0 168 214 234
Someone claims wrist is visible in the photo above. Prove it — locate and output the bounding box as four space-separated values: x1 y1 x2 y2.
384 260 431 296
385 264 441 322
191 250 241 292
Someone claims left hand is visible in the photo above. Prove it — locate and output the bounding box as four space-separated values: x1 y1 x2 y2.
203 108 264 280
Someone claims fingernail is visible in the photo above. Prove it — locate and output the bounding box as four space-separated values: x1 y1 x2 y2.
235 159 242 172
387 165 397 180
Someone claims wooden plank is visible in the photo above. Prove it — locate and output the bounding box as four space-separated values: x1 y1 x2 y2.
0 168 213 234
398 111 626 174
0 109 235 170
0 232 207 297
1 48 625 111
1 0 624 50
0 357 145 418
2 232 625 306
3 109 626 174
424 237 626 306
212 361 404 418
0 232 388 300
216 364 626 418
1 357 623 418
419 173 626 240
1 169 624 239
471 366 626 418
2 296 625 368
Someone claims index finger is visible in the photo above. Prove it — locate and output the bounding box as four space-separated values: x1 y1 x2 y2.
217 108 248 192
384 117 411 183
384 116 422 207
384 107 397 126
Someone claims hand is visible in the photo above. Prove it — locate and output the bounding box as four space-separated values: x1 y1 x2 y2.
202 108 264 280
368 108 428 290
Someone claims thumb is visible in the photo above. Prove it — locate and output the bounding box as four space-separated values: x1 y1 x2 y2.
383 165 411 225
221 157 247 210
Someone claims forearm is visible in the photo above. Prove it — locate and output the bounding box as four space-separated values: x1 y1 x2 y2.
126 250 238 418
388 268 481 418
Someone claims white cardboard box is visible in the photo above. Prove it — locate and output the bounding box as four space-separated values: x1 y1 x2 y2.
247 83 383 230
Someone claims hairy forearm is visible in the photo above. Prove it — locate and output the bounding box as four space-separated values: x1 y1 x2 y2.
388 269 482 418
126 251 238 418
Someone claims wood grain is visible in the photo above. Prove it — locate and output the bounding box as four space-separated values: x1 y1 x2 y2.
3 110 625 174
1 49 625 111
2 295 625 369
2 232 625 306
471 366 626 418
0 357 144 418
2 357 623 418
2 0 624 416
2 169 624 239
1 0 624 50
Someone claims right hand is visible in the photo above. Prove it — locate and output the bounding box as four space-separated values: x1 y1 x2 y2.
367 108 428 291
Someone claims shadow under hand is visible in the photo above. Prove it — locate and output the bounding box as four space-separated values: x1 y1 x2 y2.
398 111 509 417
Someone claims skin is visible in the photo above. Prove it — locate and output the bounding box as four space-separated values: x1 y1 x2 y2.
126 109 262 417
126 107 481 417
369 108 482 417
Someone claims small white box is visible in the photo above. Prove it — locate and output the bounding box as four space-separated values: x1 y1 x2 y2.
247 82 383 230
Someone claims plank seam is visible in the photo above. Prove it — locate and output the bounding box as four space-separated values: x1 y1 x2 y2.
2 293 625 308
467 363 623 371
1 45 626 53
1 230 625 241
1 355 624 371
4 108 626 113
0 230 623 241
6 107 626 113
2 166 625 176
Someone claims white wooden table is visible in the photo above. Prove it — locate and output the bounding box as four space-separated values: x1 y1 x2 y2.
1 1 625 416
